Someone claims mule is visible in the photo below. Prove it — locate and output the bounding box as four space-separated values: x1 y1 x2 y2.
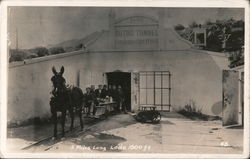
50 66 84 138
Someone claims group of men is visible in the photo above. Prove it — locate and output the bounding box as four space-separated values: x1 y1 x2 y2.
83 84 127 116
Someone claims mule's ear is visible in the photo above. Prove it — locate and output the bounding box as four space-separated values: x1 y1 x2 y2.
60 66 64 75
52 66 57 75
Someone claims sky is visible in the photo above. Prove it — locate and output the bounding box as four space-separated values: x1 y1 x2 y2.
8 7 244 49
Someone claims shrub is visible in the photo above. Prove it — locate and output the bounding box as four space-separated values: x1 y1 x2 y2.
9 53 24 62
49 47 65 55
177 99 222 121
228 50 244 68
174 24 185 31
183 99 202 114
34 47 49 57
27 54 38 59
74 43 84 51
9 49 25 62
177 99 210 120
64 46 75 52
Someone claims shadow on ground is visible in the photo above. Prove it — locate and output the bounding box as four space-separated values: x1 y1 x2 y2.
225 125 243 129
65 114 138 152
16 114 136 151
160 111 187 118
71 132 127 152
160 120 175 125
82 114 137 134
7 116 101 145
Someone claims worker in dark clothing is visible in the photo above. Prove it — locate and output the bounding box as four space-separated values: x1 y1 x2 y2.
100 85 108 99
110 85 120 113
108 85 113 98
117 85 126 113
90 85 98 115
90 85 95 95
95 85 103 99
111 85 117 100
83 87 94 116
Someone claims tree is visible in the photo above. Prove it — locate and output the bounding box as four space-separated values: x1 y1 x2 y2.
206 24 224 52
227 29 244 68
226 30 244 52
232 20 244 28
49 47 65 55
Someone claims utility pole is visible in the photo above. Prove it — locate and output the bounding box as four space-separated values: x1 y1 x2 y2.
16 28 18 50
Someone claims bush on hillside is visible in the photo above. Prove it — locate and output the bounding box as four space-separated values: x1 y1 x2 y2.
34 47 49 57
49 47 65 55
9 53 24 62
9 49 25 62
174 24 185 31
228 50 244 68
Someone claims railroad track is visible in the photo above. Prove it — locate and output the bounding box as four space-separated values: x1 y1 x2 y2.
21 117 102 151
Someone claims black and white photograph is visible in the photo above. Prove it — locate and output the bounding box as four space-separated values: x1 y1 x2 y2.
0 0 249 158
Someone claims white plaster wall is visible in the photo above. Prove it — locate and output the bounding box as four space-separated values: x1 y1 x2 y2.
77 51 224 115
8 49 225 123
8 52 85 123
8 23 228 123
88 28 192 52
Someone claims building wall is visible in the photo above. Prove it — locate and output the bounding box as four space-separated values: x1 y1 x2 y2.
8 15 228 123
8 52 84 124
88 28 191 52
8 49 227 123
231 65 244 126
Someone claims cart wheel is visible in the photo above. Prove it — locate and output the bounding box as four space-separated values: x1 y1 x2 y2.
152 111 161 123
141 114 147 123
104 110 109 118
137 111 147 123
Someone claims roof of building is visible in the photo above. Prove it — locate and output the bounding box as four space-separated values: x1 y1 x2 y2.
9 26 229 71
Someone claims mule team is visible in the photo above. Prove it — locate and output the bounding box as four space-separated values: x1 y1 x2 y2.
50 66 126 139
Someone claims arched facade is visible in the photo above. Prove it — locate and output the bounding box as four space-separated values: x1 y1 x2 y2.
8 14 229 124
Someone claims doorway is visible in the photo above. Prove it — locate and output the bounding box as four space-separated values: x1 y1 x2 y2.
106 72 131 111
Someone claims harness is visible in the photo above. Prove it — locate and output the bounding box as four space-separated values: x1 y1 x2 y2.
50 83 82 112
50 85 71 107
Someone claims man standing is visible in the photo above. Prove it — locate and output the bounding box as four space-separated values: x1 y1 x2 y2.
90 85 95 95
100 85 108 99
83 87 94 116
110 85 119 112
95 85 103 99
90 85 97 115
117 85 126 113
108 85 113 99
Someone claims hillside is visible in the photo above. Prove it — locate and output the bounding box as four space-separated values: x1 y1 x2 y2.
9 31 103 62
48 31 102 51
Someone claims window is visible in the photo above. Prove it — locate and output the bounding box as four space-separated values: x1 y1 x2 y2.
139 71 171 111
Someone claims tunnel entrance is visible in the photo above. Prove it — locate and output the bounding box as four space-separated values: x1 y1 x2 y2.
106 72 131 111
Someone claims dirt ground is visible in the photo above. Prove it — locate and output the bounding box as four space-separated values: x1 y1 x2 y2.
6 112 243 154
